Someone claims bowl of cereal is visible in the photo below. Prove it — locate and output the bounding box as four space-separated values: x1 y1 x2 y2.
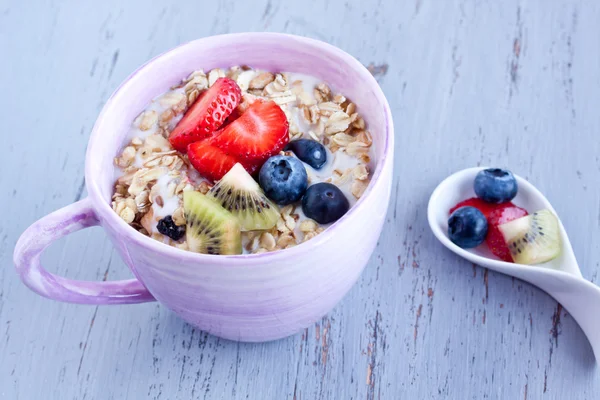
14 33 394 341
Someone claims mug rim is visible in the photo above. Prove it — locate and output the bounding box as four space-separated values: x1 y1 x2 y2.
86 32 394 263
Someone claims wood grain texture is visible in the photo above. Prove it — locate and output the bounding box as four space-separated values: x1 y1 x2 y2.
2 0 600 398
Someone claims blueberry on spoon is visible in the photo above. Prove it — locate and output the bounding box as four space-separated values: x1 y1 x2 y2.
448 206 488 248
474 168 518 204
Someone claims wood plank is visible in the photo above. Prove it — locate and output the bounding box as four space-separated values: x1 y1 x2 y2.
1 0 600 398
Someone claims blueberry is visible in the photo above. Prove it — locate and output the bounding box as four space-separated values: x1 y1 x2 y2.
259 155 308 205
157 216 186 241
302 183 350 224
285 139 327 169
474 168 518 204
448 206 488 248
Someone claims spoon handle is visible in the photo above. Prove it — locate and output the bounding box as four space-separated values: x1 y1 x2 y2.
514 269 600 362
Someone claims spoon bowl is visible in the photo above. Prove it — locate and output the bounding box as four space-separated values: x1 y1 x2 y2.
428 167 600 362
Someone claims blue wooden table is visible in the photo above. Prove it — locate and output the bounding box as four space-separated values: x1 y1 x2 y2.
2 0 600 398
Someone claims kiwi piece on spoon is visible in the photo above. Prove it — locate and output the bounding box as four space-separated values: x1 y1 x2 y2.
183 190 242 255
498 209 561 265
207 163 280 231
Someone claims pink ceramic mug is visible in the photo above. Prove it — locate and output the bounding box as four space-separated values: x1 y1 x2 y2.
13 33 394 341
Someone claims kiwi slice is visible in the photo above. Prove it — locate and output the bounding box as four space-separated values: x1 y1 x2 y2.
498 209 561 265
183 190 242 255
207 163 280 231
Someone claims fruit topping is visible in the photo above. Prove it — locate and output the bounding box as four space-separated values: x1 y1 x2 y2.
449 197 507 218
187 141 258 182
498 209 561 264
156 215 186 241
474 168 518 204
447 206 488 249
259 155 308 205
284 139 327 170
183 190 242 255
210 100 289 165
486 205 528 261
207 163 280 231
168 77 242 152
301 182 350 224
222 107 242 128
222 93 257 126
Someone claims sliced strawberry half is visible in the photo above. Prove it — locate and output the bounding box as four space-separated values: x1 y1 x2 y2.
222 107 242 128
486 205 529 262
169 77 242 152
187 141 258 182
221 94 258 127
210 100 289 165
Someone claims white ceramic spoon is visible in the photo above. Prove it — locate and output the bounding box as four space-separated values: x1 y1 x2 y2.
428 167 600 362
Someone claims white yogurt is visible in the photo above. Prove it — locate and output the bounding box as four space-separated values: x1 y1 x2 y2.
151 174 181 219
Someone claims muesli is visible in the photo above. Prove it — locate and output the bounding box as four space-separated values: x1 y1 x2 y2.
112 66 374 255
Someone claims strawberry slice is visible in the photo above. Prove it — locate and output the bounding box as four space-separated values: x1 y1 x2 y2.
210 100 289 165
486 205 528 262
221 93 260 129
187 141 258 182
449 197 509 218
169 77 242 152
222 107 242 128
221 94 258 127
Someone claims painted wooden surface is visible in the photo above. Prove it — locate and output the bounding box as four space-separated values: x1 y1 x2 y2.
2 0 600 398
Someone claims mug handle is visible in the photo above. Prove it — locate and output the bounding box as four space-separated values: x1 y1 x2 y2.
13 197 155 305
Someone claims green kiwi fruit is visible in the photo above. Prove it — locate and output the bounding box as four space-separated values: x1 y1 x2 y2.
207 163 280 231
183 190 242 255
498 209 561 265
